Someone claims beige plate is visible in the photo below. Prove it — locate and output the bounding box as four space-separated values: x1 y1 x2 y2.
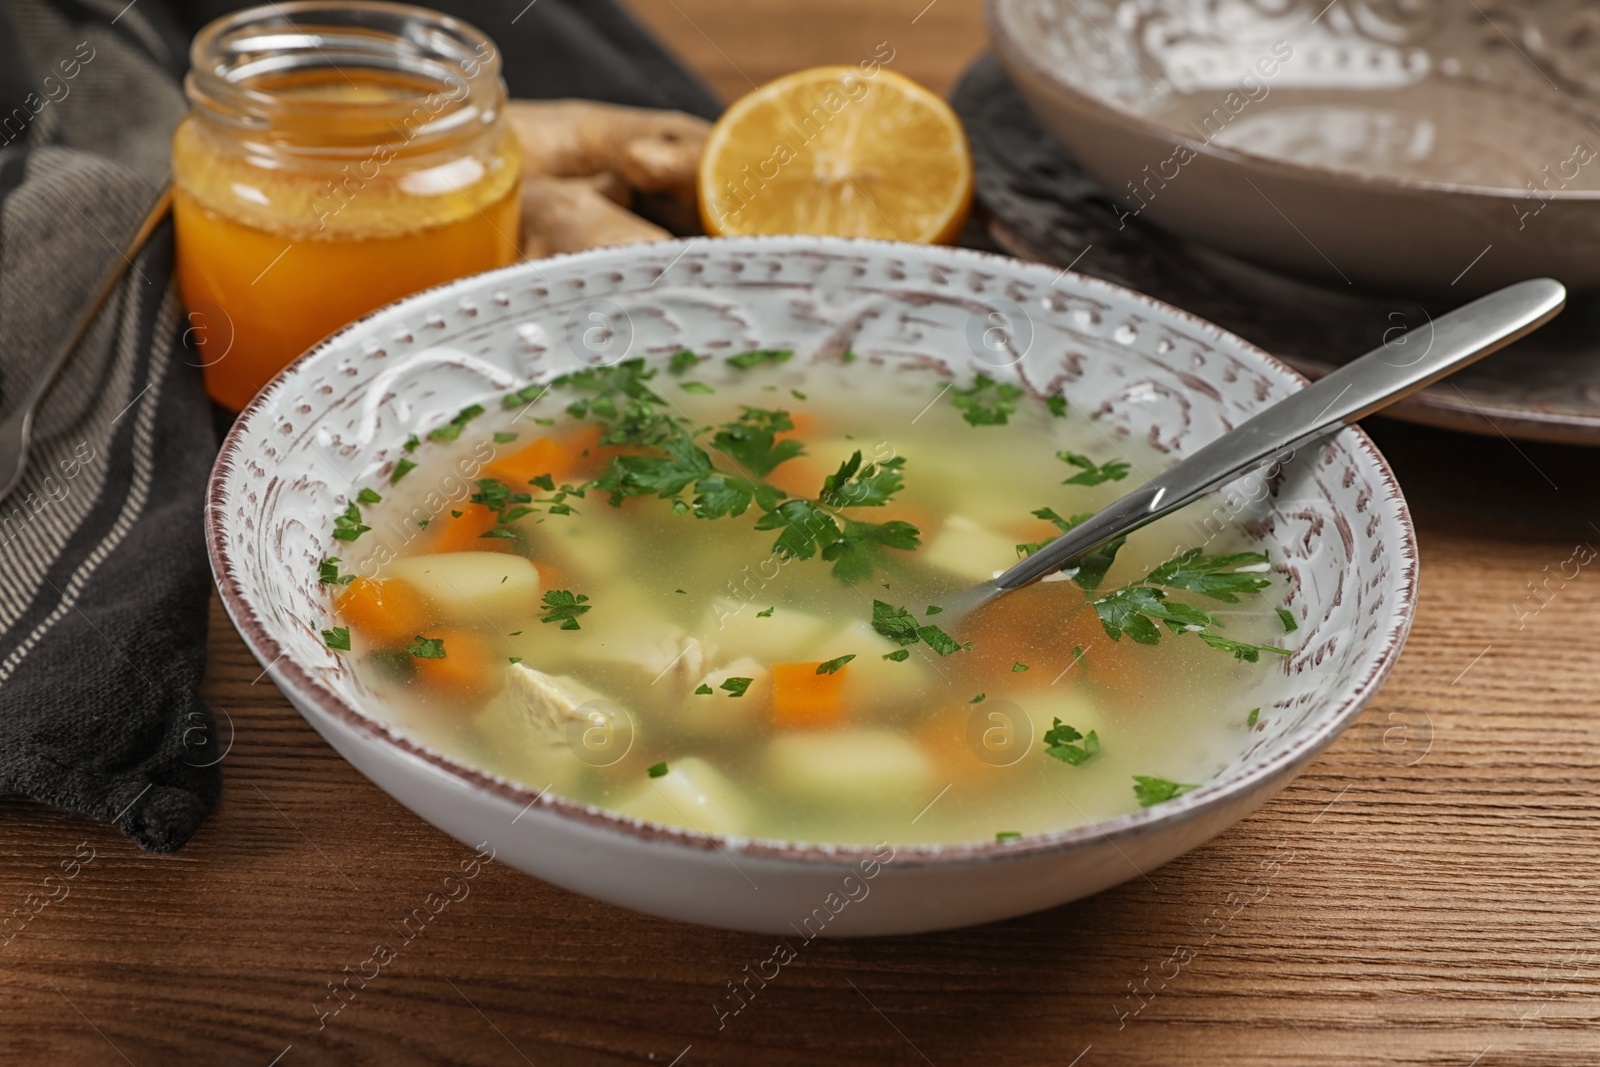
990 0 1600 298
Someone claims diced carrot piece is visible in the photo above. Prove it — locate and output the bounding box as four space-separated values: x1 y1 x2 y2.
481 436 574 487
764 454 824 499
335 577 436 647
410 629 505 704
423 503 516 555
771 661 846 727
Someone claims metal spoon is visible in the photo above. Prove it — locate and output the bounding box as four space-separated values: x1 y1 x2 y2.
950 277 1567 617
0 185 173 507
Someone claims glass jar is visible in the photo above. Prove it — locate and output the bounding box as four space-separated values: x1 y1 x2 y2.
174 1 522 410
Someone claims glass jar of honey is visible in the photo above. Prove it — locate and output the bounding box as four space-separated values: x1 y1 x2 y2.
174 1 522 410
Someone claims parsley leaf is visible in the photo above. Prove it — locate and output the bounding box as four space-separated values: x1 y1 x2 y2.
882 649 910 662
331 503 369 542
695 683 713 695
1057 450 1131 486
995 831 1022 843
1276 607 1298 633
553 358 667 420
1046 395 1068 418
1133 775 1195 807
538 589 591 630
403 434 421 453
712 407 805 477
1197 630 1292 663
917 624 965 656
1145 549 1272 603
821 518 922 583
668 349 700 375
756 606 775 618
406 635 446 659
727 349 792 370
816 654 855 675
1043 719 1100 765
494 431 519 443
428 403 485 442
390 458 417 484
1246 707 1261 727
502 383 547 409
648 761 669 778
322 626 350 651
356 487 382 505
720 676 753 697
819 452 905 508
679 381 715 394
870 600 921 645
318 558 354 586
950 373 1025 426
970 693 986 704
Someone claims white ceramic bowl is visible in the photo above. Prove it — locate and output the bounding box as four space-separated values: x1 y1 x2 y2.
990 0 1600 297
207 237 1417 934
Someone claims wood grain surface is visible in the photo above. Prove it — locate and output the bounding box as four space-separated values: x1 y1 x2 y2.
5 2 1600 1064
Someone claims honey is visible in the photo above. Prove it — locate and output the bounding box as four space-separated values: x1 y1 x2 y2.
173 4 521 410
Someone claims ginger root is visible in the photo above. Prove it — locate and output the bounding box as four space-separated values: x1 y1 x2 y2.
519 175 670 260
506 99 709 200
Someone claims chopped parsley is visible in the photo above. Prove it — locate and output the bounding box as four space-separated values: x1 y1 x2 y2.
1133 775 1195 807
1276 607 1298 633
356 487 382 505
816 654 855 675
331 503 369 542
790 389 807 401
756 451 921 582
1011 662 1029 672
403 434 421 453
695 683 714 695
720 676 753 698
1057 450 1131 486
668 349 700 375
841 349 858 363
1246 707 1261 727
727 348 792 370
405 635 446 659
318 558 354 586
868 599 968 656
321 626 350 651
995 831 1022 843
950 373 1024 426
924 605 943 616
509 656 523 665
1043 719 1099 765
538 589 591 630
1046 395 1068 418
756 606 775 618
648 762 669 778
390 458 417 484
502 383 546 409
970 693 987 704
1091 550 1290 662
493 431 519 443
882 649 910 662
679 381 715 394
428 402 485 442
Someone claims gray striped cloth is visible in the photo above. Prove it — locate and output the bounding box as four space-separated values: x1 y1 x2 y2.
0 0 716 851
0 0 220 851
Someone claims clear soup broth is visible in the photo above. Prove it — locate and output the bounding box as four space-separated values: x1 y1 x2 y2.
323 352 1291 846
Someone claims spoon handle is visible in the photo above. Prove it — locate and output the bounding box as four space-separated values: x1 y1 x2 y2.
993 277 1568 593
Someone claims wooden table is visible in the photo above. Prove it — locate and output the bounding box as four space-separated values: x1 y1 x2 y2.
6 2 1600 1063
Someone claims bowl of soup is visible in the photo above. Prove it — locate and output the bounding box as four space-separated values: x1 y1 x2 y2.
207 236 1416 934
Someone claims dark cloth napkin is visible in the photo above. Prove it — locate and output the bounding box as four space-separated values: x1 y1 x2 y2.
0 0 717 851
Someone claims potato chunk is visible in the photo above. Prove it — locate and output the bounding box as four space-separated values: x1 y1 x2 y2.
613 757 750 836
923 515 1016 582
763 729 934 808
387 552 540 625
